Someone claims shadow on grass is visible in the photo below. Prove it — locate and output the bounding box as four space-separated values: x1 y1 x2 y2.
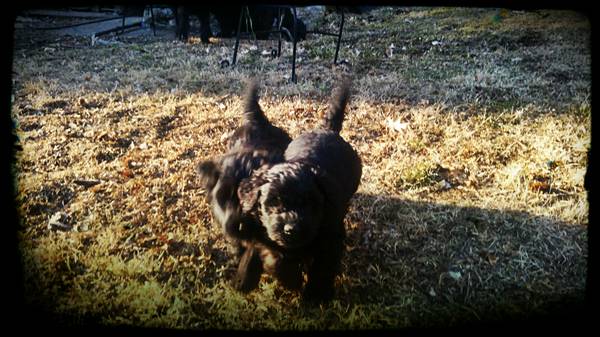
340 192 588 327
12 191 589 331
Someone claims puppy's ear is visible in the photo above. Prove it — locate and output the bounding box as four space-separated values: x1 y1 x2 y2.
238 178 261 213
238 166 272 213
197 160 220 191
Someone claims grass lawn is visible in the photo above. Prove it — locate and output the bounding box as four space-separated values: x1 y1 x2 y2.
11 6 589 330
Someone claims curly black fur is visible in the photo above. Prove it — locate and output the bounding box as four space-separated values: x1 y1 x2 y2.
237 79 362 301
196 79 291 291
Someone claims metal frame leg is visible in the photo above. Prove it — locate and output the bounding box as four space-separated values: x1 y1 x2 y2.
334 8 345 64
149 5 156 36
290 6 298 83
229 5 310 83
244 7 256 42
232 6 245 66
277 7 283 57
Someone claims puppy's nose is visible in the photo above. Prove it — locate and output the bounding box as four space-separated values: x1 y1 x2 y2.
284 224 294 235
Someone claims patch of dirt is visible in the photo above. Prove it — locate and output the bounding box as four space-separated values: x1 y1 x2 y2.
95 151 119 163
156 115 178 139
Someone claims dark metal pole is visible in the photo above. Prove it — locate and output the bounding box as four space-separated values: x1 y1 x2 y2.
334 8 345 64
290 6 298 83
149 6 156 36
232 6 245 66
277 7 283 57
121 15 126 34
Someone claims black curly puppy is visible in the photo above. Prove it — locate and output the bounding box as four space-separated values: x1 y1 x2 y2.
196 79 291 291
237 80 362 301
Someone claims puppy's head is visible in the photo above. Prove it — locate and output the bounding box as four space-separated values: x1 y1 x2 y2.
239 162 324 249
198 151 278 241
197 159 240 235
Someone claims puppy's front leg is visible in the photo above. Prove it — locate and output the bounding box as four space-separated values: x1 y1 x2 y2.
274 256 303 290
303 232 344 302
233 244 263 293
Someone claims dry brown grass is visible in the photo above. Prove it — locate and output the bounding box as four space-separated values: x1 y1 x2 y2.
12 7 589 330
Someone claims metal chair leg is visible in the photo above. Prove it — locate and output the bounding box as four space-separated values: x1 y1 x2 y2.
277 7 283 57
149 5 156 36
290 6 298 83
244 7 256 42
232 6 245 66
334 8 345 64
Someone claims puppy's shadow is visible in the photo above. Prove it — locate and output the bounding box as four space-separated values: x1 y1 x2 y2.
341 192 587 324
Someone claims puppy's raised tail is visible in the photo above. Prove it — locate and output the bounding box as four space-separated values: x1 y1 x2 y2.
242 78 269 125
323 80 352 133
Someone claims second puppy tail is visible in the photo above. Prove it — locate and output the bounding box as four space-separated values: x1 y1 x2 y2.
323 79 352 133
242 78 269 125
